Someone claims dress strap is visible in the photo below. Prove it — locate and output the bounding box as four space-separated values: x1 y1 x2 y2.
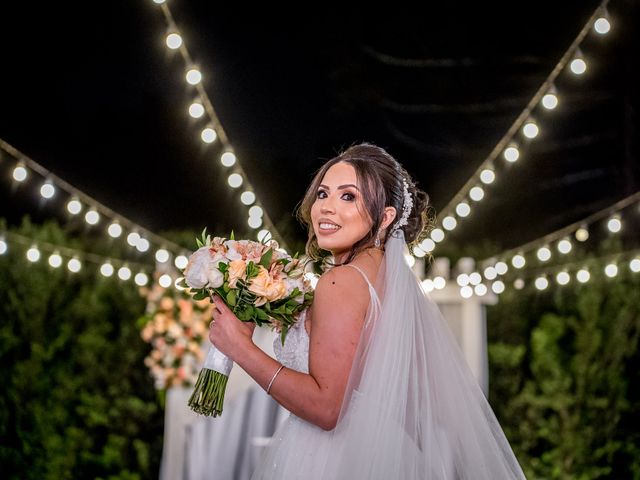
343 264 376 293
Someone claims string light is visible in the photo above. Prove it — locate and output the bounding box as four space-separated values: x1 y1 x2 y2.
430 228 445 243
227 173 243 188
48 252 62 268
469 186 484 202
570 49 587 75
457 273 470 287
174 255 188 269
541 85 559 110
442 216 457 231
480 168 495 184
185 68 202 85
535 276 549 290
67 257 82 273
594 7 611 34
221 151 236 167
155 248 170 263
188 101 205 118
67 198 82 215
456 202 471 217
460 286 473 298
4 139 193 260
165 32 183 50
474 284 487 296
0 238 7 255
248 216 262 229
503 144 520 163
428 2 610 257
151 4 287 250
118 266 132 281
13 163 27 182
522 119 539 139
159 274 172 288
26 246 41 262
577 269 590 283
604 263 618 278
101 263 114 277
492 280 505 294
556 271 571 285
249 205 263 218
479 191 640 279
607 215 621 233
40 182 55 199
135 272 149 286
240 191 256 205
420 238 435 253
630 258 640 273
257 230 272 242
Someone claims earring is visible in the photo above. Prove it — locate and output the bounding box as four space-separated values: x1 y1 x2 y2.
374 230 381 248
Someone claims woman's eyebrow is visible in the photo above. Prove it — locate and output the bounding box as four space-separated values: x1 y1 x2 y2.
318 184 359 190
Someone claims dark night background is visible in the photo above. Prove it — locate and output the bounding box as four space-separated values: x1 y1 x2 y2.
1 0 638 255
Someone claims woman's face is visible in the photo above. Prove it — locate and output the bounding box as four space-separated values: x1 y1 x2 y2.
310 161 373 262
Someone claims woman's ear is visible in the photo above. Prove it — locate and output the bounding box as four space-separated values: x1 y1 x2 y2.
380 206 397 231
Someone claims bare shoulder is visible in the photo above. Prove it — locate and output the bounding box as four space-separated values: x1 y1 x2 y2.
312 265 370 321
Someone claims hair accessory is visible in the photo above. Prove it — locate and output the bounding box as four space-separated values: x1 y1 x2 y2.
390 178 413 234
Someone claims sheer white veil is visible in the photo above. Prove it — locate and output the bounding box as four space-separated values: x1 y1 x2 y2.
323 228 526 479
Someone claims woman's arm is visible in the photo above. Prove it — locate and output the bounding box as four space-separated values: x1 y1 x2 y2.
210 265 369 430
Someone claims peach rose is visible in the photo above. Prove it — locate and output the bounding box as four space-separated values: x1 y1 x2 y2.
248 266 288 304
228 259 247 288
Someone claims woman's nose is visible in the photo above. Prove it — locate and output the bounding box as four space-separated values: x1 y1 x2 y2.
320 197 335 213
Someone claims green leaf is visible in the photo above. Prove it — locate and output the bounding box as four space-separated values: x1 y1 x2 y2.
260 248 273 268
256 308 268 320
230 230 235 240
227 290 237 306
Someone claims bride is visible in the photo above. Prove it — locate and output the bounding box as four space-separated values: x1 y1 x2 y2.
208 143 526 479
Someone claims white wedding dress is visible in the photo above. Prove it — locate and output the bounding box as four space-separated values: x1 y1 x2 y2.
251 231 526 479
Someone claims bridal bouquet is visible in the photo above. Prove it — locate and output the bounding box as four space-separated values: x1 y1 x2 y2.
181 229 313 416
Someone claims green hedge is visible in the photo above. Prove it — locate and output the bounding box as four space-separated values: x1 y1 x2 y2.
0 219 164 480
488 253 640 479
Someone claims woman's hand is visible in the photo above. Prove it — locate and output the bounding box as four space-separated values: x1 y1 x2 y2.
208 294 256 360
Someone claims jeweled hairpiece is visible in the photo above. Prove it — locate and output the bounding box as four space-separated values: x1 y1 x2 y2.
390 178 413 233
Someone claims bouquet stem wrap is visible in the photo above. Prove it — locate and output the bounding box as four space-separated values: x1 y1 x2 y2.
188 344 234 416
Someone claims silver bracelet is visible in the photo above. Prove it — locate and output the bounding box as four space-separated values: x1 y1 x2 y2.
266 364 285 394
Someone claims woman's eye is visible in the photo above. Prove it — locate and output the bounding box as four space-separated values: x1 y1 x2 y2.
316 190 327 198
342 192 355 201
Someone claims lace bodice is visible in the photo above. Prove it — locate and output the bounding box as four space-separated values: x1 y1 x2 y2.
273 309 310 373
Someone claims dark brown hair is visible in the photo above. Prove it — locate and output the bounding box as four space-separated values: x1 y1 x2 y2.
296 143 435 265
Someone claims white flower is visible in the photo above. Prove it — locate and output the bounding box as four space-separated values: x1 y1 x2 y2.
207 267 224 288
184 246 212 289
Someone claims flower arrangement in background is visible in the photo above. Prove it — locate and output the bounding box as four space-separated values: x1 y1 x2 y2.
139 286 213 390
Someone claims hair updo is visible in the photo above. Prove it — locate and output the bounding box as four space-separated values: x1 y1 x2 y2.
296 143 436 265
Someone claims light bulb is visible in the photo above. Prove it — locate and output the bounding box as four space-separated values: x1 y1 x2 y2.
420 238 435 252
469 186 484 201
537 247 551 262
189 102 205 118
495 261 508 275
84 210 100 225
174 255 188 269
480 169 495 184
67 199 82 215
512 254 526 269
483 266 497 280
221 152 236 167
605 263 618 278
201 127 217 144
40 182 55 199
228 173 243 188
166 32 183 50
456 274 470 287
576 269 590 283
523 120 539 139
542 92 558 110
469 272 482 285
422 279 435 292
594 16 611 35
27 246 40 262
159 274 172 288
575 226 589 242
249 205 263 218
106 223 121 238
570 57 587 75
413 245 426 258
257 230 272 242
514 278 525 290
13 165 28 182
67 258 81 273
430 228 445 243
248 216 262 229
492 281 505 294
136 238 150 252
433 276 446 290
607 216 621 233
535 276 548 290
100 263 114 277
118 266 132 281
629 258 640 273
155 249 169 263
504 145 520 163
474 284 487 296
442 216 457 231
127 232 140 246
460 286 473 298
557 238 572 254
48 253 62 268
241 191 256 205
556 271 570 285
135 273 149 286
0 239 7 255
456 202 471 217
186 68 202 85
